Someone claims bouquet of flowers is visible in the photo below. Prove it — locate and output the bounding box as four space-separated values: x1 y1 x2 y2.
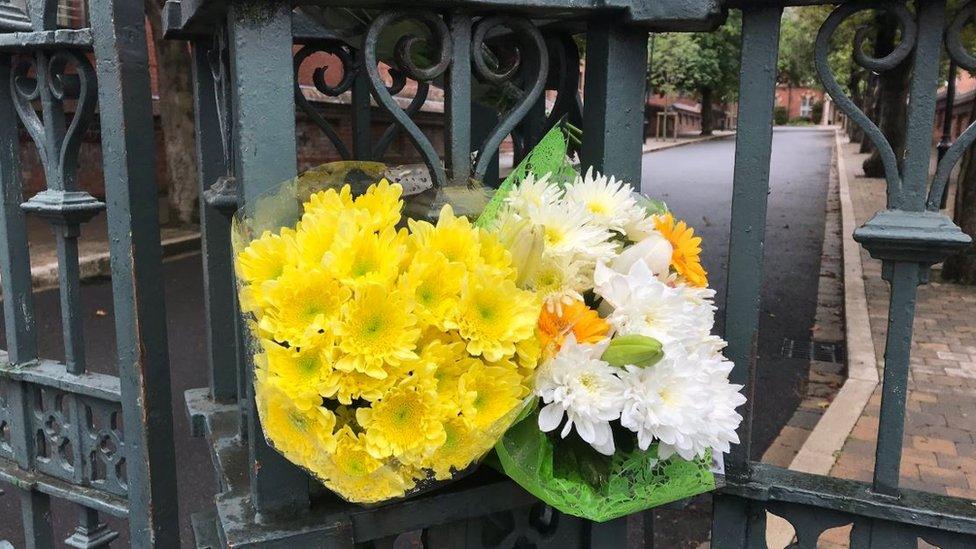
486 125 745 522
233 162 541 504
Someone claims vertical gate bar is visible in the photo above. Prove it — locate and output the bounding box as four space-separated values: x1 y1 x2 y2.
446 12 471 184
351 67 372 161
191 38 239 402
0 51 53 549
19 489 54 549
516 94 546 165
228 0 311 513
899 0 945 212
55 226 87 374
870 0 944 499
719 4 782 474
89 0 180 545
871 262 920 496
579 16 647 546
580 16 648 188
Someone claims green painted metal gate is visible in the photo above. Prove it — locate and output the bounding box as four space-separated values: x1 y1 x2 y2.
1 0 975 546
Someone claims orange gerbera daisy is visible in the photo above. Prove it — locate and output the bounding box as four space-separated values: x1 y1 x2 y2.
538 300 610 357
654 213 707 287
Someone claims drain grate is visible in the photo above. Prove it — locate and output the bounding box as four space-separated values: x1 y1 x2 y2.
780 338 846 364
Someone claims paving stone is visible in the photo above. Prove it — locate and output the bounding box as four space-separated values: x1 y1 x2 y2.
918 465 969 488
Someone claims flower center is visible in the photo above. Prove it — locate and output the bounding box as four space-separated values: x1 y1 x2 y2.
587 201 610 215
544 226 565 246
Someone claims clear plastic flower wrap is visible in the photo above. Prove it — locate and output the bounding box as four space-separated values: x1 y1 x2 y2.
232 161 541 504
481 124 744 522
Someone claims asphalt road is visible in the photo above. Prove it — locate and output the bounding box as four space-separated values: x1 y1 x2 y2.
642 127 836 458
0 127 835 546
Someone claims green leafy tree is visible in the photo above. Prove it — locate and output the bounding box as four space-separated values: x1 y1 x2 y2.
648 14 741 136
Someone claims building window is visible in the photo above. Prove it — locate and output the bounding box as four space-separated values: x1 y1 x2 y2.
800 95 813 118
57 0 87 28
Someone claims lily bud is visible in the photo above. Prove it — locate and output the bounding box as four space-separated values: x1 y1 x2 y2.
601 334 663 368
612 231 673 277
498 217 544 287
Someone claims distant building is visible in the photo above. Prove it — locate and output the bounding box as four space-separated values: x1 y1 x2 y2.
934 73 976 143
774 86 825 121
645 93 732 137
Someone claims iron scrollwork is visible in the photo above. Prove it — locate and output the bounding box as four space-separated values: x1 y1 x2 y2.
471 16 548 182
294 41 357 160
364 10 451 185
815 2 917 204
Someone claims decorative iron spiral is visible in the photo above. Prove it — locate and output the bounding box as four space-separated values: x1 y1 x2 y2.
364 10 452 185
294 41 359 159
471 15 548 182
815 2 916 201
11 49 97 191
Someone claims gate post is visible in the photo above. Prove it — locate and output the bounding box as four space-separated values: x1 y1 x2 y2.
226 0 312 515
89 0 181 544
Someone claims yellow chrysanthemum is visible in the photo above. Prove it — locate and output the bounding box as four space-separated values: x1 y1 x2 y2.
258 266 350 345
236 228 297 285
326 224 406 288
477 230 515 280
399 250 464 329
654 213 707 287
319 367 400 405
447 269 541 362
408 205 482 268
294 210 341 267
457 360 523 429
258 384 336 462
357 383 446 462
512 335 541 381
303 186 354 217
263 338 334 398
335 285 420 379
312 426 413 504
425 417 493 480
352 179 403 232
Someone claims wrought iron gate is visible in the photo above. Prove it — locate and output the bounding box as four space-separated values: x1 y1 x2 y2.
0 0 178 547
2 0 976 547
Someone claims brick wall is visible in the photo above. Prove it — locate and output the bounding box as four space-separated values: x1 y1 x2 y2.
17 104 445 200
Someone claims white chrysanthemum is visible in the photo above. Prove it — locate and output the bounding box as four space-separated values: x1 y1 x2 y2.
564 168 640 233
619 344 745 461
536 335 625 455
505 172 561 217
622 209 658 242
528 254 588 314
531 201 617 265
697 350 746 455
593 261 701 347
619 351 708 460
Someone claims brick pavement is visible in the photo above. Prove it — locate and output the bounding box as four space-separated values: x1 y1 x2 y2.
832 140 976 501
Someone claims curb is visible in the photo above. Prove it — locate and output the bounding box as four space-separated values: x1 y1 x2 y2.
31 232 201 290
765 129 880 546
641 132 732 154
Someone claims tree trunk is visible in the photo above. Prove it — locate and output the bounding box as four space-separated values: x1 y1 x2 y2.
943 106 976 284
859 72 878 154
146 0 199 225
700 87 714 136
847 65 864 144
863 13 909 177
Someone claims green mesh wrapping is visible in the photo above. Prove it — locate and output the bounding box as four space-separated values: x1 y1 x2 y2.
475 123 577 228
494 409 715 522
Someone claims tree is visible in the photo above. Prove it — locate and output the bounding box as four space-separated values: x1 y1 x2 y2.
943 105 976 284
647 14 740 136
861 13 910 177
146 0 199 225
778 9 820 120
